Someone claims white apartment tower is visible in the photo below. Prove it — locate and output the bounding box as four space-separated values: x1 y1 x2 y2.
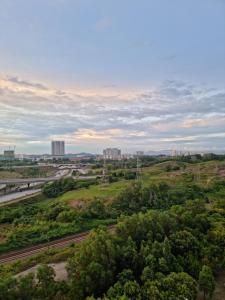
51 141 65 156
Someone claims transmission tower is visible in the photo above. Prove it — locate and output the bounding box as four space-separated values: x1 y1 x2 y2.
136 154 141 181
102 157 108 183
195 164 200 182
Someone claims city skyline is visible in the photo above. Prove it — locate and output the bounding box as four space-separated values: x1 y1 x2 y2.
0 0 225 154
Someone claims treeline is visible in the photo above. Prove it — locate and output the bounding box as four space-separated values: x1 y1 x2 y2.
1 197 224 299
176 153 225 163
94 154 225 170
0 160 37 167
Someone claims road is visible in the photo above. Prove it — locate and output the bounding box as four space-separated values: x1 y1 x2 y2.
0 225 114 264
0 189 41 204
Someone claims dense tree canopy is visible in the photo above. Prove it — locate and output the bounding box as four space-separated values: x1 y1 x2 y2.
1 195 224 299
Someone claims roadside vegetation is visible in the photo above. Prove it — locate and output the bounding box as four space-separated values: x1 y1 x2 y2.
0 166 55 179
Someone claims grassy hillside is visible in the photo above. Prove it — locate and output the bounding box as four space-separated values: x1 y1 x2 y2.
59 160 225 204
58 180 130 204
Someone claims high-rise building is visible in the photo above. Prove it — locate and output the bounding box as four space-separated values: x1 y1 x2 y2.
51 141 65 157
103 148 121 160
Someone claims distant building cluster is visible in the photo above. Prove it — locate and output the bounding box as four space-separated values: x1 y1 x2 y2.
171 150 192 157
136 151 144 156
103 148 121 160
1 140 215 162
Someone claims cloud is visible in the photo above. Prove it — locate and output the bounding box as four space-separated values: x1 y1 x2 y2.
50 128 147 145
0 75 225 153
7 76 48 90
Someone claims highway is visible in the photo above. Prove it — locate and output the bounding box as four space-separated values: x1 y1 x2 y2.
0 225 114 264
0 189 41 204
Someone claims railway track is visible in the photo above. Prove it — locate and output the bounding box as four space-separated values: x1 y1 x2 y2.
0 225 114 264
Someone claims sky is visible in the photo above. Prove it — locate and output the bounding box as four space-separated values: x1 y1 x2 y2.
0 0 225 154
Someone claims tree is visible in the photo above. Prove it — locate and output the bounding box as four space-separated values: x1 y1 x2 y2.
119 236 138 271
141 266 154 282
198 265 215 299
0 277 17 300
67 229 117 299
86 199 107 218
16 273 36 300
123 280 141 300
162 272 197 300
117 269 134 285
36 264 56 299
142 280 162 300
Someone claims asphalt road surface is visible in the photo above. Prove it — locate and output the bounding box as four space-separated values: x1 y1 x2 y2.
0 189 41 203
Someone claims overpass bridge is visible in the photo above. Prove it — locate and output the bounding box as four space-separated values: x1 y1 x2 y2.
0 168 72 186
0 177 59 185
0 175 102 185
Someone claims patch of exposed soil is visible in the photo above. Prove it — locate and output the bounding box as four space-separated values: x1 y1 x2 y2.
0 235 7 244
69 199 86 208
15 262 67 282
218 167 225 178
